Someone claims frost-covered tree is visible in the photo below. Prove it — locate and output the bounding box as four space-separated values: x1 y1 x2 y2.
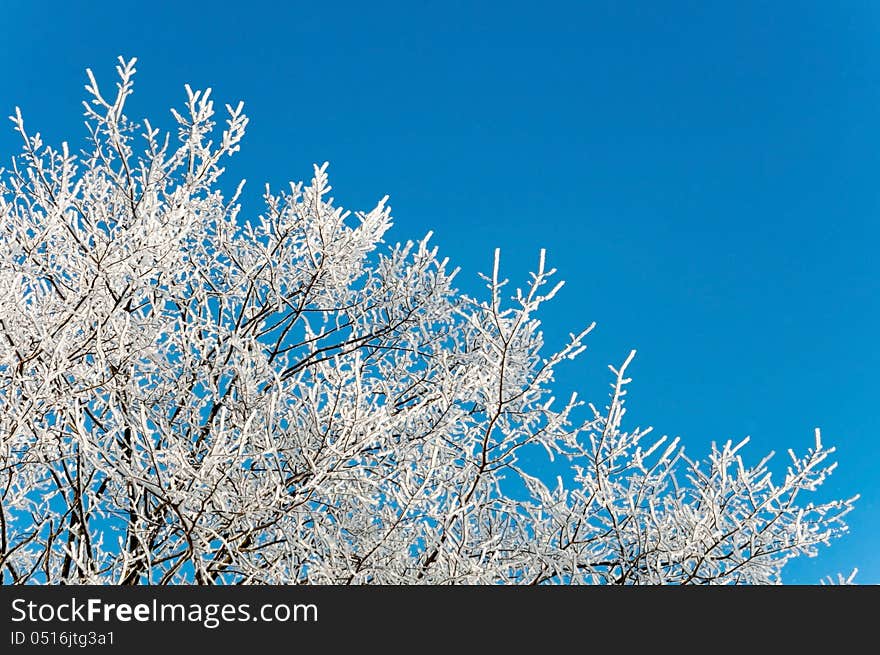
0 59 858 585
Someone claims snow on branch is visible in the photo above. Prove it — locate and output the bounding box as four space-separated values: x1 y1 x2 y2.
0 61 857 584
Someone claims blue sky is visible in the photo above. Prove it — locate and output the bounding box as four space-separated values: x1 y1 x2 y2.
2 1 877 584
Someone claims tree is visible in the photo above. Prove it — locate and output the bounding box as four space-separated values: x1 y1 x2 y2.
0 58 858 585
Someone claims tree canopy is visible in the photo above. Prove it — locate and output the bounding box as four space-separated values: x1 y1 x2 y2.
0 59 857 584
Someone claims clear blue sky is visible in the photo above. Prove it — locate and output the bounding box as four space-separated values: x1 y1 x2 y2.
3 1 877 584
